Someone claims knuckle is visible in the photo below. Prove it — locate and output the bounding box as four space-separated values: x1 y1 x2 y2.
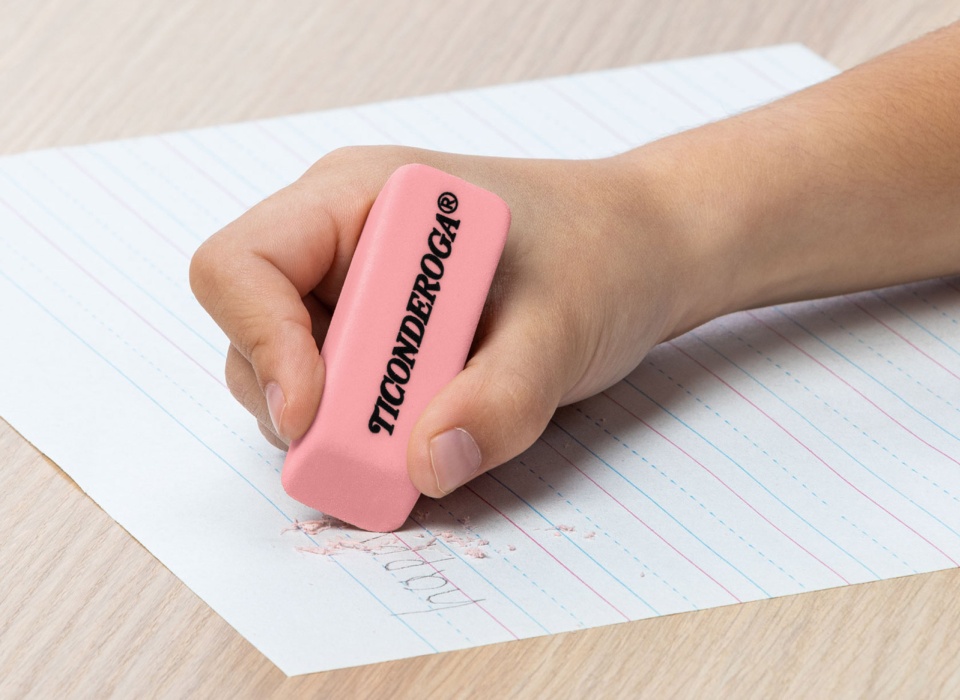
309 144 424 179
245 312 310 373
189 236 244 324
224 363 245 403
225 353 258 411
318 144 365 166
188 239 218 301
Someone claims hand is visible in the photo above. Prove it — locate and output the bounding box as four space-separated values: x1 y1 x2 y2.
195 22 960 500
190 145 703 497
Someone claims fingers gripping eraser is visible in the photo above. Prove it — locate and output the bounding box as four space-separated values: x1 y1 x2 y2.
281 164 510 532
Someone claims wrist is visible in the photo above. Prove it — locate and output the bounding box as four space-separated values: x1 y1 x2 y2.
616 103 840 339
607 128 766 340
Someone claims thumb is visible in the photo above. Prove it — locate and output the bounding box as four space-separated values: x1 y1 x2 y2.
407 316 570 497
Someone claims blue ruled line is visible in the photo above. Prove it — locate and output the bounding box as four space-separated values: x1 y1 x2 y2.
484 471 662 616
622 375 878 581
0 265 438 655
778 307 960 448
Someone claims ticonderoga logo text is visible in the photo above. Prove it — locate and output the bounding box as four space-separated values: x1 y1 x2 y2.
367 197 461 436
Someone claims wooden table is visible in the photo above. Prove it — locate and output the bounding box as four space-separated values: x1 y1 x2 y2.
3 1 959 696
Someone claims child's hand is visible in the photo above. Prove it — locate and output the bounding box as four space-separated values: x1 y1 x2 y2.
192 22 960 499
190 12 960 498
190 145 706 497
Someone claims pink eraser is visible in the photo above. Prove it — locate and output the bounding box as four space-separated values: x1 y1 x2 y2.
282 164 510 532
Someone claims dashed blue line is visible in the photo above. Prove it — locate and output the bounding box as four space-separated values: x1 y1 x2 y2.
777 309 960 450
2 170 226 359
485 470 662 615
875 291 960 361
622 372 876 581
697 325 960 552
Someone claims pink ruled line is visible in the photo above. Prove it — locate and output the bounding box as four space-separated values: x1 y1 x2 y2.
749 310 960 471
391 531 519 641
601 391 849 585
0 197 227 390
678 326 959 568
465 484 632 622
539 434 743 603
57 149 191 259
850 299 960 384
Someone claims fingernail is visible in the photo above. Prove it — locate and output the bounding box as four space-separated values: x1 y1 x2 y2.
265 382 286 439
430 428 482 495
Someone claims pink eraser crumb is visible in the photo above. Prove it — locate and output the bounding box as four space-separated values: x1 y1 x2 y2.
298 536 375 556
583 531 596 540
438 531 472 547
282 164 510 532
298 534 441 558
410 537 437 552
280 516 338 536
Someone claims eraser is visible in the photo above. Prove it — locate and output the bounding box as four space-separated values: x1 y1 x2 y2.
282 164 510 532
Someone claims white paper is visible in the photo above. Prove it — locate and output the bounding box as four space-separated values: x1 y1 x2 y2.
3 44 959 675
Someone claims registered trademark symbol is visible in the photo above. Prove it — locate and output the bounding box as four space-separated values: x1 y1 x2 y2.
437 191 458 214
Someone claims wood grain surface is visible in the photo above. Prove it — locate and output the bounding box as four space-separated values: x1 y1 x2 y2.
2 1 960 697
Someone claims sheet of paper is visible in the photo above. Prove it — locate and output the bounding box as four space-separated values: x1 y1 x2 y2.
3 44 958 676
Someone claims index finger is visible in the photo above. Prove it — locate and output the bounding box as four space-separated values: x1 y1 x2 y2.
189 161 376 441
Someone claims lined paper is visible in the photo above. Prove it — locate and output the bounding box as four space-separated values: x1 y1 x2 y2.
2 44 959 675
